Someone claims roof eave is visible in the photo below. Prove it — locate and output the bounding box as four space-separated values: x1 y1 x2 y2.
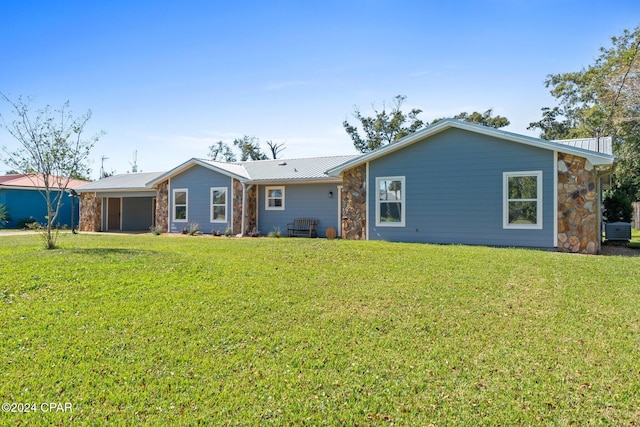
75 187 155 193
326 119 615 175
246 177 343 185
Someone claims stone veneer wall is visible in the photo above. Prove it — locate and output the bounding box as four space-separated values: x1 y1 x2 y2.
244 185 257 234
232 179 243 234
341 165 366 240
155 180 169 232
557 153 599 254
79 193 102 232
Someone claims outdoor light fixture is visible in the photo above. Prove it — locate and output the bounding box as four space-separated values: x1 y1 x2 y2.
328 191 333 198
66 188 79 234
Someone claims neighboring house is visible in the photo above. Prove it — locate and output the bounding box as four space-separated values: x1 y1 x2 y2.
76 119 615 254
0 174 88 228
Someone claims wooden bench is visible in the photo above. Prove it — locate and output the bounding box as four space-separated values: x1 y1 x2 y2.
287 218 318 238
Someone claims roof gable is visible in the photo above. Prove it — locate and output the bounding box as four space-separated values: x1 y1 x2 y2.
326 119 615 176
146 158 250 187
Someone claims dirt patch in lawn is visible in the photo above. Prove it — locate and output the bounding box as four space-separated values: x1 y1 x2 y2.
600 242 640 257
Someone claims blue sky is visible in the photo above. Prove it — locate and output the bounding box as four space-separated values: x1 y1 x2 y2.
1 0 638 177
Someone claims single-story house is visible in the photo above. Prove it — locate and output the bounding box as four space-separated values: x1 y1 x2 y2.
76 119 615 254
0 173 88 228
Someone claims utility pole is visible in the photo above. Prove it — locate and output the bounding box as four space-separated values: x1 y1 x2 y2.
100 156 109 178
130 150 138 173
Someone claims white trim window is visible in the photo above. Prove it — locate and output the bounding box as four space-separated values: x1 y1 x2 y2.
211 187 227 223
503 171 543 229
265 186 285 210
375 176 405 227
173 189 188 222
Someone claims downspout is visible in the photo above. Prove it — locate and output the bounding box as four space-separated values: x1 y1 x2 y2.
241 183 247 236
337 185 343 238
553 151 558 248
365 161 370 240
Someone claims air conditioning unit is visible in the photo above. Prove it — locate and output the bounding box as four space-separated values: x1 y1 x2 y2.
604 222 632 241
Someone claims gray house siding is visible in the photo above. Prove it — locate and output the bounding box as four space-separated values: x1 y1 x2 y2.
368 128 555 248
257 182 340 237
169 165 233 234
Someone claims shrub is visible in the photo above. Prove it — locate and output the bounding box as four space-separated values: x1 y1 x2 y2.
603 189 633 223
267 227 282 238
149 225 163 235
187 223 202 236
0 204 9 228
247 227 260 237
16 217 39 229
224 228 233 237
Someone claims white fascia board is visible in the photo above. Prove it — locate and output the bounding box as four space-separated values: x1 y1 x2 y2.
245 177 343 185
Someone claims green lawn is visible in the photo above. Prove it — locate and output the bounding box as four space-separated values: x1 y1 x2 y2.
1 234 639 425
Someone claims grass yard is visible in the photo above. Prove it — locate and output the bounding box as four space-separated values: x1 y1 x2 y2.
1 234 639 425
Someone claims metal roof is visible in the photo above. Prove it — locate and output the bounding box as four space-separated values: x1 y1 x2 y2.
75 171 165 192
197 159 250 179
0 174 89 189
240 155 359 183
553 136 613 155
78 155 360 193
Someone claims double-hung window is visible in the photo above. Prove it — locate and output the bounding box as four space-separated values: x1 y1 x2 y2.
173 189 188 222
265 186 285 210
211 187 227 223
503 171 542 229
375 176 405 227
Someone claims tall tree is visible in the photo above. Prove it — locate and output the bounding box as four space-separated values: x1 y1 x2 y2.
0 94 103 248
343 95 425 153
431 109 510 129
453 109 510 128
208 141 237 162
233 135 268 161
344 96 511 153
528 26 640 198
265 140 285 159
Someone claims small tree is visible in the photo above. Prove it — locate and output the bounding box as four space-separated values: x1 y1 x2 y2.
0 94 103 248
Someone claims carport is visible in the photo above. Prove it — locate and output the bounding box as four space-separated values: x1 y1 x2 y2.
75 172 165 232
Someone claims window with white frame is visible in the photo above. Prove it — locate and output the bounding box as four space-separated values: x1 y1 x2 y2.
376 176 405 226
265 186 285 210
503 171 542 229
173 189 188 222
211 187 227 223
